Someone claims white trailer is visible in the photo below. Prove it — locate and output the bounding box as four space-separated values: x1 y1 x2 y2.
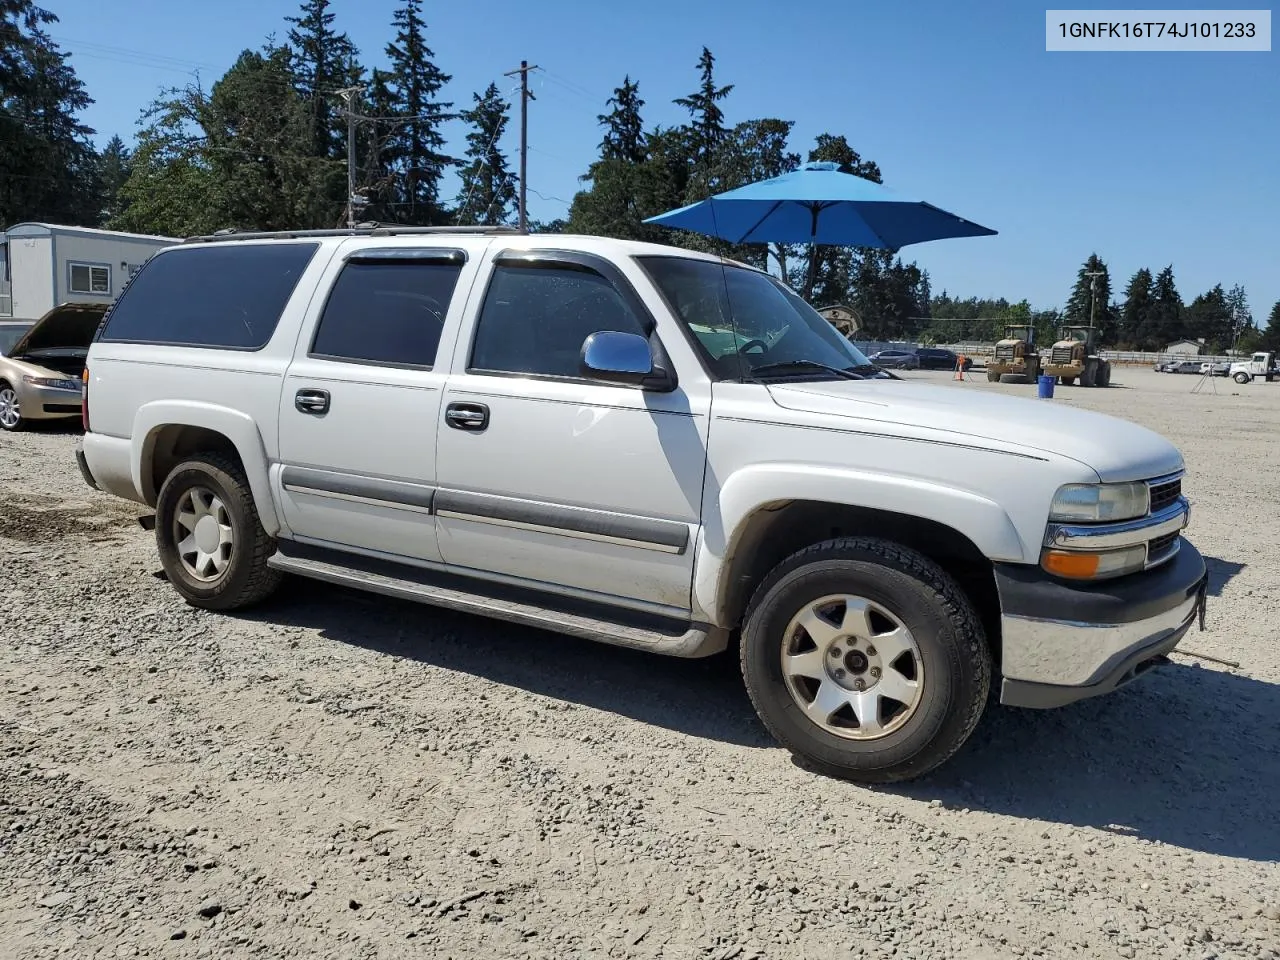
0 222 178 322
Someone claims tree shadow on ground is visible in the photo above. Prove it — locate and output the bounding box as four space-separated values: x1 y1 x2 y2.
246 578 1278 861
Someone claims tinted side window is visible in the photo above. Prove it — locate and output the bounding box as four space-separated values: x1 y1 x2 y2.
99 243 318 350
311 260 462 367
470 265 647 378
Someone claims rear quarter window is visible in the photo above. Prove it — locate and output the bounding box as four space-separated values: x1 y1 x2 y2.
98 242 319 350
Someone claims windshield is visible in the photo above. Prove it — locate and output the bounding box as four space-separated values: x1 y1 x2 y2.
638 256 875 381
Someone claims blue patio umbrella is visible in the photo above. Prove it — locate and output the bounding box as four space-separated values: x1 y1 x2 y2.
643 161 996 297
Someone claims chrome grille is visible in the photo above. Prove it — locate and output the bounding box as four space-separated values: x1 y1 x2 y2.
1149 477 1182 514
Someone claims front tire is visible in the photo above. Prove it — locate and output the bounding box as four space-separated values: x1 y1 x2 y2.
155 454 282 611
0 382 24 432
1233 371 1250 384
740 538 991 784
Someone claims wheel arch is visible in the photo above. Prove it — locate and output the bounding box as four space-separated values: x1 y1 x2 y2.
697 467 1025 664
132 401 281 536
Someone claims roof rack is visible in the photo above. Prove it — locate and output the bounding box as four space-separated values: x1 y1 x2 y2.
181 223 525 244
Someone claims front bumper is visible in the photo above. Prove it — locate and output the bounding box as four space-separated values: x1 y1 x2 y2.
18 382 84 419
995 539 1207 708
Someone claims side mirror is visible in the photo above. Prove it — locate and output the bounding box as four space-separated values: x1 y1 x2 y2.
580 331 675 391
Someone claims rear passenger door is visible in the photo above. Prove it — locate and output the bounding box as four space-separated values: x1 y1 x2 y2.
274 245 475 563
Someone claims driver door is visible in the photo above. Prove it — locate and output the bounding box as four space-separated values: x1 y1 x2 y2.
434 250 710 614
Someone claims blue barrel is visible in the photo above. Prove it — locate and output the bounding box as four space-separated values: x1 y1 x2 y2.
1037 374 1056 399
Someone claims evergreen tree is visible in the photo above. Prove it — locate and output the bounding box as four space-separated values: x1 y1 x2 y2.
454 83 516 226
1062 254 1115 343
356 67 398 223
1144 265 1184 348
598 76 646 164
1118 268 1152 347
0 1 100 226
98 134 132 225
673 47 732 163
383 0 455 225
203 46 335 231
1260 300 1280 351
285 0 356 159
1183 285 1233 352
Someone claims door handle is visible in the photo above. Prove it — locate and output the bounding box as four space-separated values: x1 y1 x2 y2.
295 388 330 415
445 401 489 431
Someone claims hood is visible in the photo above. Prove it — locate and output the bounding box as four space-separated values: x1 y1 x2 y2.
766 379 1184 483
9 302 108 356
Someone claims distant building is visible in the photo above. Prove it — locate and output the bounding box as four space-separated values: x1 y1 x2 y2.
0 222 178 321
1164 338 1203 356
817 303 860 337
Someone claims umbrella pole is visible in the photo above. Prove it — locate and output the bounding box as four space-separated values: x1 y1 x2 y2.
801 205 821 302
803 242 819 301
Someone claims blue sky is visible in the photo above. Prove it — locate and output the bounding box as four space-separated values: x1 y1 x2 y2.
43 0 1278 321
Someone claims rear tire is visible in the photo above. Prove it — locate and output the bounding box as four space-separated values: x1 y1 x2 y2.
155 453 283 611
1099 361 1112 387
739 537 991 784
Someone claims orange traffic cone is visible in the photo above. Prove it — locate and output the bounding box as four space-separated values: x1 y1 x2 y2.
954 355 967 380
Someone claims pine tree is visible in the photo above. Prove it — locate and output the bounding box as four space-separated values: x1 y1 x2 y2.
285 0 357 159
454 84 515 226
0 1 100 226
384 0 454 225
1145 265 1184 348
1261 300 1280 351
673 47 732 162
1118 268 1152 347
598 76 646 164
1183 285 1234 352
1063 254 1115 343
98 134 131 224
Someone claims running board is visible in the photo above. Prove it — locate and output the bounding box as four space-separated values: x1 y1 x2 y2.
267 541 726 658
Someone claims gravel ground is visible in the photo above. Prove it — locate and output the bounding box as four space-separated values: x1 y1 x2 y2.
1 366 1277 960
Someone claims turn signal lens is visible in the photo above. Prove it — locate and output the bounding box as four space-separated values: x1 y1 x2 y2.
1041 545 1147 580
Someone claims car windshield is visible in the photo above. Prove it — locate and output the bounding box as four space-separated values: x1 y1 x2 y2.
638 256 875 381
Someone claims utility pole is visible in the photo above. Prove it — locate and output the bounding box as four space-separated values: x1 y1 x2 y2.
504 60 537 233
336 85 366 229
1084 270 1105 332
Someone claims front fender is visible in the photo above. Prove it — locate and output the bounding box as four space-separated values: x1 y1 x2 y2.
131 400 281 536
693 463 1027 626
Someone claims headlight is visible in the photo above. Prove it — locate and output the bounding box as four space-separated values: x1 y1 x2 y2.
1041 545 1147 580
22 375 83 392
1049 482 1149 523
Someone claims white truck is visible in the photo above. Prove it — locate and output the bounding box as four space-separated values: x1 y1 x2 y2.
76 226 1208 783
1229 351 1276 384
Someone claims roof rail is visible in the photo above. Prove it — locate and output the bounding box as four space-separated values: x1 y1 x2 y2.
181 223 524 244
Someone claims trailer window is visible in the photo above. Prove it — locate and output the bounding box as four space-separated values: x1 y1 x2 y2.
68 261 112 295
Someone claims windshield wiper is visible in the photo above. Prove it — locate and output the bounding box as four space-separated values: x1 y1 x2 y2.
747 360 867 381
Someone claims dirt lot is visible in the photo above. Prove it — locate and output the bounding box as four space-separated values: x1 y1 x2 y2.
1 367 1277 960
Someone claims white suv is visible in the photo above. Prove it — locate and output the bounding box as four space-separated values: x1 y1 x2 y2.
76 226 1207 783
